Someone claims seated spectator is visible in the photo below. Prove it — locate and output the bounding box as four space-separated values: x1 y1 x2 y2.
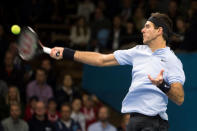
0 51 23 89
71 98 85 131
28 101 55 131
41 58 57 91
133 7 146 32
117 114 130 131
1 103 29 131
26 68 53 104
5 85 21 105
24 96 38 121
88 106 117 131
89 8 111 51
81 94 97 129
77 0 95 22
0 25 9 67
56 74 81 106
70 16 91 50
55 104 81 131
0 85 21 120
107 15 125 51
171 17 187 50
0 80 8 97
47 98 60 123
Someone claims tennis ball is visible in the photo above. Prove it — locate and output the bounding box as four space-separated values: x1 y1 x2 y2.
11 25 21 35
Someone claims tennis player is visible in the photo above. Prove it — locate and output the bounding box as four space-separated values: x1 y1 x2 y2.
50 12 185 131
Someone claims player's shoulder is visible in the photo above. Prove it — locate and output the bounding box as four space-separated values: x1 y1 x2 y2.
165 49 182 65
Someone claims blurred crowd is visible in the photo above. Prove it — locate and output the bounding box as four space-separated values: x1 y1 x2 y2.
0 0 197 131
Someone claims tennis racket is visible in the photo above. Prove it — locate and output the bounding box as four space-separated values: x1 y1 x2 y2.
17 26 59 61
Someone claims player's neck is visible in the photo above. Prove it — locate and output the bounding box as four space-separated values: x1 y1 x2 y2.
148 37 166 52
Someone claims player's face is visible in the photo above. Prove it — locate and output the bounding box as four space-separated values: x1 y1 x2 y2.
141 21 159 44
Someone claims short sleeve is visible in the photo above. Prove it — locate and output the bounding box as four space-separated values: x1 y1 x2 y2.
113 47 136 66
166 57 185 85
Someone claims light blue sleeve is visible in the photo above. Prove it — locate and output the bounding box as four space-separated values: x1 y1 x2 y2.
166 56 185 85
113 47 136 65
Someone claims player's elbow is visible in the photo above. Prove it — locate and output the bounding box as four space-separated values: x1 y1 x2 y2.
96 56 105 67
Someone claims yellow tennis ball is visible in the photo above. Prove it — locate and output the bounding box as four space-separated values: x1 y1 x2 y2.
11 25 21 35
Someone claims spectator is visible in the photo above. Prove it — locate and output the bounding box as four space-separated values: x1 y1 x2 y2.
0 85 21 120
121 20 139 48
77 0 95 22
120 0 133 25
55 104 81 131
133 7 146 32
0 51 23 88
70 16 91 50
117 114 130 131
71 98 85 131
47 98 60 123
0 25 9 66
107 15 125 51
167 0 180 31
0 80 8 97
5 85 21 105
24 96 38 121
41 58 57 91
28 101 55 131
26 68 53 104
89 8 111 51
1 103 29 131
145 0 160 18
81 95 97 129
171 17 187 50
56 74 81 106
88 106 117 131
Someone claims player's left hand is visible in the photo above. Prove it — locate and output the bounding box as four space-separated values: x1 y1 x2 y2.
148 69 164 86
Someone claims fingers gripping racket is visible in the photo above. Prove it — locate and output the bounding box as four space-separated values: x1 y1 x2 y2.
17 26 59 60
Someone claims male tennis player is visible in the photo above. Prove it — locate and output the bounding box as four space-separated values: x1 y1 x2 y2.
50 13 185 131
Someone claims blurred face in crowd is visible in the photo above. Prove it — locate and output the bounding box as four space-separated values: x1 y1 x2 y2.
41 59 51 71
61 105 71 121
4 51 14 67
141 21 161 44
98 107 109 122
8 86 18 101
48 100 57 111
176 19 186 32
63 74 72 87
168 1 177 14
30 99 38 110
10 104 21 120
113 16 121 28
126 22 134 34
78 17 85 27
84 97 93 109
134 8 144 19
72 99 82 112
35 101 46 117
36 69 46 84
95 8 103 19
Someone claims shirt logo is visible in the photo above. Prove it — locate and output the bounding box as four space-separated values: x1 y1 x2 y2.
161 59 166 62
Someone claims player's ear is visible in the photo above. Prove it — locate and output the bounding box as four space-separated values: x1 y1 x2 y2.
158 27 163 35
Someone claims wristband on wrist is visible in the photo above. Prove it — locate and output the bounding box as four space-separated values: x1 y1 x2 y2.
63 48 76 60
157 80 171 94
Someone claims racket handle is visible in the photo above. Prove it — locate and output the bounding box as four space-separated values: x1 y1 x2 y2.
43 47 60 56
43 47 51 54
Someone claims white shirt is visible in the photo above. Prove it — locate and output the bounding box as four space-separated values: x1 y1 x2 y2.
114 45 185 120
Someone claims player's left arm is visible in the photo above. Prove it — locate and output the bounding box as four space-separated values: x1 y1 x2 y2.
148 70 185 106
167 82 184 105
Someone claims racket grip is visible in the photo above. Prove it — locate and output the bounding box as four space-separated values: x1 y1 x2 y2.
43 47 51 54
43 47 60 57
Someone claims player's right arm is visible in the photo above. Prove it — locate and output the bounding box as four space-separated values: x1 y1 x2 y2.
50 47 119 67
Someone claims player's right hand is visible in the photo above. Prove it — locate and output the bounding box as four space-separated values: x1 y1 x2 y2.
50 47 64 60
